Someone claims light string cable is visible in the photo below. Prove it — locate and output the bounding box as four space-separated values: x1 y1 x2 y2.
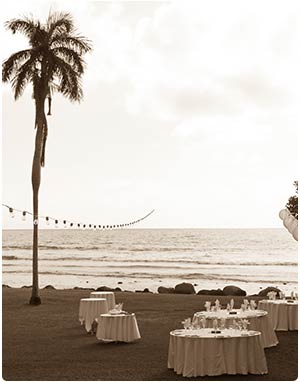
2 204 155 229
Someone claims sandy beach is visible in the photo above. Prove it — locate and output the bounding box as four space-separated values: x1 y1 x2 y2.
2 287 297 381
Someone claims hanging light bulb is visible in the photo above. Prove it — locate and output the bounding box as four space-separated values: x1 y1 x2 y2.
46 217 50 225
22 211 27 221
83 224 86 229
70 222 73 228
63 220 67 229
98 225 101 229
9 207 15 218
55 219 59 228
89 224 92 229
93 225 96 230
77 223 81 228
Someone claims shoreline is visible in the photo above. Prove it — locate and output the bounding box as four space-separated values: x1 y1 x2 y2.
3 281 295 298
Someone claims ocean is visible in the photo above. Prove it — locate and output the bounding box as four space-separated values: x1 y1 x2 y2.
2 228 298 295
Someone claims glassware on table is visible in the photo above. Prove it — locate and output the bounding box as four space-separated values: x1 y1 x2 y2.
232 318 238 330
193 322 200 330
241 319 250 330
250 300 257 310
226 303 231 312
212 319 218 330
230 298 234 310
192 316 201 330
279 291 286 300
204 301 211 312
237 320 243 331
267 291 277 300
201 318 207 328
220 318 226 330
182 318 192 329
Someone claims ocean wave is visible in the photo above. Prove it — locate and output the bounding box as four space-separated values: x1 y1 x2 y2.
2 244 196 252
2 255 18 260
2 254 297 267
2 244 111 251
2 269 293 284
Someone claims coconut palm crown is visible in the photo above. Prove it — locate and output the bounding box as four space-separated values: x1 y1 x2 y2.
3 12 92 165
2 12 92 305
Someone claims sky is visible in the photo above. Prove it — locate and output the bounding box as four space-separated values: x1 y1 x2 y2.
1 0 299 229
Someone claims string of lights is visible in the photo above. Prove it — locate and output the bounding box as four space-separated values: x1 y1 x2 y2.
2 204 155 229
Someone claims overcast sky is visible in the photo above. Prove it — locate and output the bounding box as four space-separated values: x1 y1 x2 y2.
2 0 299 229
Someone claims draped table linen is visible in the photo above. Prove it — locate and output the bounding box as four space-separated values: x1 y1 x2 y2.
79 298 108 332
168 328 268 377
90 291 116 310
258 300 298 331
193 309 278 348
96 313 141 342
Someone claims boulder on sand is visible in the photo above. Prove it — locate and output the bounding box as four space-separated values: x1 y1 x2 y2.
135 288 152 293
223 285 246 296
258 286 282 297
96 286 115 292
197 288 224 296
174 282 195 294
158 286 175 294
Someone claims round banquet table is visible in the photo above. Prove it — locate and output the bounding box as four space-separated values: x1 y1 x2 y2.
90 291 116 310
193 309 278 348
258 300 298 331
79 298 108 332
96 313 141 343
168 328 268 377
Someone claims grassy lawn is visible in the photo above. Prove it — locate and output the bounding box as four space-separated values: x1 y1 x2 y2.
2 288 297 381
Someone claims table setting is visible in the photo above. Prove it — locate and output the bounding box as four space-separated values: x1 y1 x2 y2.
258 291 298 331
168 325 268 377
96 303 141 343
192 298 278 348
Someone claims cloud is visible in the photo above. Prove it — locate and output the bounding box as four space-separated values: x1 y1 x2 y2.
71 0 298 128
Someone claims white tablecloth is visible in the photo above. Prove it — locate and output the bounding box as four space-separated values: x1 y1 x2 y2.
79 298 108 332
258 300 298 331
90 292 116 310
168 328 268 377
193 309 278 348
96 313 141 342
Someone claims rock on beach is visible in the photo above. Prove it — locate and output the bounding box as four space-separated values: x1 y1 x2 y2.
174 282 195 294
223 285 246 296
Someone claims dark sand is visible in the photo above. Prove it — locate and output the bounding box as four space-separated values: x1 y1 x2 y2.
2 288 298 381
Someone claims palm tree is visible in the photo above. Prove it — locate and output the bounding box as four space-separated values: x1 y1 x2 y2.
2 12 92 305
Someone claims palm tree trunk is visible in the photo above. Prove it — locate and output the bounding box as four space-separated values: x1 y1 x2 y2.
29 99 46 305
